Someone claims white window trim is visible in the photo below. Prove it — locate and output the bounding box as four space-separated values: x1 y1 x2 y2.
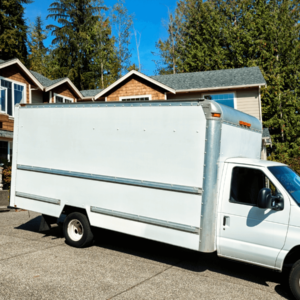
0 87 7 114
119 94 152 101
54 93 74 103
202 91 237 109
0 76 27 117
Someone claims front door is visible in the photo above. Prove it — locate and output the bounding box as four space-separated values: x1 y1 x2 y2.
218 163 290 268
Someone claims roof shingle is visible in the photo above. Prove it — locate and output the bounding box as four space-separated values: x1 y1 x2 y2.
151 67 266 91
30 70 66 87
80 89 103 97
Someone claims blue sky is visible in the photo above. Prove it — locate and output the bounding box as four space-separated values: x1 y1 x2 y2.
24 0 178 76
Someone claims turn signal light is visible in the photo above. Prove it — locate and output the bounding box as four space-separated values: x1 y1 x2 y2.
239 121 251 127
211 113 221 118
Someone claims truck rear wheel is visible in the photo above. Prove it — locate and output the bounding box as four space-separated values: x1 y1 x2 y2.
63 212 94 248
289 260 300 299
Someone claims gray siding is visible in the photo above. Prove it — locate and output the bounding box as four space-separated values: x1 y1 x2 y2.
236 88 260 120
167 87 261 120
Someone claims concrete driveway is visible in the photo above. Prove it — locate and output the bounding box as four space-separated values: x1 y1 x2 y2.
0 210 293 299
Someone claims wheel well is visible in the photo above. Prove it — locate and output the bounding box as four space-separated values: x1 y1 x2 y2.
61 205 88 217
283 246 300 268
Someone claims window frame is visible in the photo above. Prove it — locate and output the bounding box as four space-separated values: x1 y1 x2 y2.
0 77 27 117
229 166 276 207
119 94 152 101
202 91 237 109
0 87 7 115
54 93 74 104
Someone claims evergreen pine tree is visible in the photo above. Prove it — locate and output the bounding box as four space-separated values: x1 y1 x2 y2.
111 0 133 77
0 0 32 64
92 17 119 89
157 0 300 158
46 0 106 90
28 16 48 75
154 7 184 75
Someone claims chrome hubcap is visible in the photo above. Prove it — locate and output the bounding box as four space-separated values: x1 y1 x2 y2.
67 219 84 241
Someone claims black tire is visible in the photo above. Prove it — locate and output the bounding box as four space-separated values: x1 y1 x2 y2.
289 260 300 299
63 212 94 248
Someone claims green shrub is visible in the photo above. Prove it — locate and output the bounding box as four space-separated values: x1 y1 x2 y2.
2 165 11 190
0 159 12 190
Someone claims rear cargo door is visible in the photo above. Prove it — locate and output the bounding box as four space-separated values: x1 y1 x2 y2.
217 163 290 268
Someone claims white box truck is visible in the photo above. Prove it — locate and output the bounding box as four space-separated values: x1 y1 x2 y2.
10 99 300 299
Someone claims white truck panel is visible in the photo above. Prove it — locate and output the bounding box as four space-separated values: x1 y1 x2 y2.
219 124 261 161
16 105 206 187
15 170 202 227
11 103 206 250
87 213 200 250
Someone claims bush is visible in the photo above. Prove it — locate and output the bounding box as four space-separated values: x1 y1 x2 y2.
0 159 12 190
2 165 11 190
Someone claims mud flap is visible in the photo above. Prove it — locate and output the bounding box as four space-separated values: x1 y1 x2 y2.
39 214 57 232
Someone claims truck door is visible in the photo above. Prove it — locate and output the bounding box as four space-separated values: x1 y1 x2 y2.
218 164 290 268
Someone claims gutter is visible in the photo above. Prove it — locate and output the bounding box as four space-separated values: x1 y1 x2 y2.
174 83 267 93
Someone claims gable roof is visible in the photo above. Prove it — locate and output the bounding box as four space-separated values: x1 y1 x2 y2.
30 70 67 88
0 58 44 90
80 89 103 97
0 59 82 97
151 67 266 92
91 70 176 100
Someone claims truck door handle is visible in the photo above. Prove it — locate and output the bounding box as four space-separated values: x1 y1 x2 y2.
223 216 230 227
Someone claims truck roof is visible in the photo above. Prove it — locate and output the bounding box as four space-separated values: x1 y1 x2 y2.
225 157 286 167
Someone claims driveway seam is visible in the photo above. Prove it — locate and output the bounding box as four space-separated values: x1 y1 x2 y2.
107 260 181 300
0 244 64 264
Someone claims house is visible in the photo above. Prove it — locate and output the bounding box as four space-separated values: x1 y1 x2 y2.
0 58 82 161
0 58 269 162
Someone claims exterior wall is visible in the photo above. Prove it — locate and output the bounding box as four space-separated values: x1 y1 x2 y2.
235 88 260 120
104 76 166 101
32 90 44 104
50 83 78 103
0 65 38 104
167 91 202 100
0 114 14 132
167 87 261 120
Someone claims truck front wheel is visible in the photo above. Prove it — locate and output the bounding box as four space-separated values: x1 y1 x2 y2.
63 212 94 248
289 260 300 299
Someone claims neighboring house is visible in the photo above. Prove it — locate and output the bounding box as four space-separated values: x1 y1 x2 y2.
80 68 266 121
0 58 270 161
0 58 81 161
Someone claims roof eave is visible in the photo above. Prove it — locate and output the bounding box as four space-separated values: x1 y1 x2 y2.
93 70 176 99
174 83 267 93
0 59 44 90
45 79 83 98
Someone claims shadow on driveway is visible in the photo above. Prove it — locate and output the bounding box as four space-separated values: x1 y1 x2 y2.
15 216 293 299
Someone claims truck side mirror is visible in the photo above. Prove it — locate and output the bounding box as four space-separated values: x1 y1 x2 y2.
257 188 284 211
257 188 272 209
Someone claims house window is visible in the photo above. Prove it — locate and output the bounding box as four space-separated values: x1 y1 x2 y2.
203 93 235 108
119 95 152 101
54 94 74 104
0 78 26 117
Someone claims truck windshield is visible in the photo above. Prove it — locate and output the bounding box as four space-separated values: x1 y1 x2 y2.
268 166 300 205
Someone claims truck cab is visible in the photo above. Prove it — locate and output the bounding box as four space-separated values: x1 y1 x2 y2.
218 157 300 296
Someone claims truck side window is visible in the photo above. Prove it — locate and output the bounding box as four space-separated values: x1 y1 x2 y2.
230 167 266 205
